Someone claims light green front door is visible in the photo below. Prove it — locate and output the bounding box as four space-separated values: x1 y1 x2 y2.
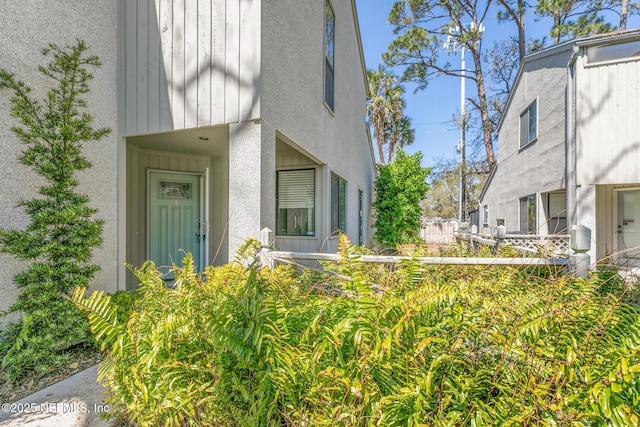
148 171 202 276
618 190 640 265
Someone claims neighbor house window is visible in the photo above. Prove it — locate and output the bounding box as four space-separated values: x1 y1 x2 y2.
547 192 567 234
519 194 537 234
588 41 640 64
324 1 335 111
520 99 537 148
483 204 489 227
358 189 364 245
277 169 315 236
331 173 346 233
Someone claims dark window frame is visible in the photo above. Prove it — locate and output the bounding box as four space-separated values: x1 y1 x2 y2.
331 173 346 234
519 194 537 234
276 169 316 237
520 99 537 149
324 0 335 111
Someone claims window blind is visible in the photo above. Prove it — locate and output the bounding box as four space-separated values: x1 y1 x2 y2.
278 170 315 209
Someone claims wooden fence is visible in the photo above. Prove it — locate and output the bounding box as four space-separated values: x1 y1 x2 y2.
420 222 456 244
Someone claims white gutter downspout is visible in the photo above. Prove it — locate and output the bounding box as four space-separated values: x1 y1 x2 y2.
566 46 579 228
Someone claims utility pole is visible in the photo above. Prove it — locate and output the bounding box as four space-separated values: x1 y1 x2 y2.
444 23 484 224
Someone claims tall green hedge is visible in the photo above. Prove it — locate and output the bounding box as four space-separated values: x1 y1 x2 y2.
373 149 430 247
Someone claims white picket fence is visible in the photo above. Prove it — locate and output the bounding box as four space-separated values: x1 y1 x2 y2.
420 222 456 244
257 228 581 277
263 250 570 267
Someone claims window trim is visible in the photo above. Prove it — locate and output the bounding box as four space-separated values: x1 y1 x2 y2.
276 168 316 237
358 189 364 245
323 0 335 112
519 194 537 234
331 172 347 234
483 204 489 227
519 98 538 149
585 41 640 67
546 192 567 234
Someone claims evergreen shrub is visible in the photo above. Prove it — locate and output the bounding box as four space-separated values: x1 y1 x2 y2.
0 40 109 380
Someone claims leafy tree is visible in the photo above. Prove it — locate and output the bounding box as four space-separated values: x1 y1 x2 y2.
366 65 414 165
373 149 430 246
497 0 529 61
535 0 614 42
0 40 109 379
385 0 497 171
423 157 488 220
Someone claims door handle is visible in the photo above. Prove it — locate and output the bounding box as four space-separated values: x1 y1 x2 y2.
195 223 207 240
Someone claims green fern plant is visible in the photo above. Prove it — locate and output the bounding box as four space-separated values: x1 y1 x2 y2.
73 237 640 426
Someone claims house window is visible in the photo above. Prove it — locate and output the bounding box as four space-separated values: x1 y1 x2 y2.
520 99 537 148
588 41 640 65
547 192 567 234
276 169 315 236
331 173 346 233
324 1 335 111
358 189 364 245
519 194 537 234
483 204 489 227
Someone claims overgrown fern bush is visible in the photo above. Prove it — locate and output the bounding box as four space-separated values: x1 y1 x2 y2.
74 236 640 426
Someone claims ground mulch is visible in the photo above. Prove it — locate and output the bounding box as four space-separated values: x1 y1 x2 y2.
0 344 103 403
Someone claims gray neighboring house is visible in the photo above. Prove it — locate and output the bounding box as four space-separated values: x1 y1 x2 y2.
0 0 375 317
480 29 640 265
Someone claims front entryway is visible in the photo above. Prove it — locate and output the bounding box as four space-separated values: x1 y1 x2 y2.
148 170 208 276
618 190 640 266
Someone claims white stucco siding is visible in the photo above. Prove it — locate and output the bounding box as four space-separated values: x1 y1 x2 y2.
262 0 374 246
481 46 570 232
120 0 261 135
0 1 119 318
575 55 640 185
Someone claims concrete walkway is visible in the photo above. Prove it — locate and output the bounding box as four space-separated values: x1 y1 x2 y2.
0 365 113 427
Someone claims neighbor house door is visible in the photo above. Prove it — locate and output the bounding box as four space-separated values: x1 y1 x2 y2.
148 170 208 277
618 190 640 265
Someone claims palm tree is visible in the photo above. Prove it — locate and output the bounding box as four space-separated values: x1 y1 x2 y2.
386 115 415 164
366 65 406 165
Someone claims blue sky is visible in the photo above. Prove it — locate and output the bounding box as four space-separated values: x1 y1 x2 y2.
356 0 464 168
354 1 636 169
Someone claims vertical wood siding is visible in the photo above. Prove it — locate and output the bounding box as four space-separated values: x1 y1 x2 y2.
121 0 261 136
577 57 640 184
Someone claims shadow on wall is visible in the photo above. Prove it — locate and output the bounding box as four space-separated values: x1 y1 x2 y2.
125 0 261 135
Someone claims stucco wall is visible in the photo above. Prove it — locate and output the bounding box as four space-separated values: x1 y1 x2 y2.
0 1 119 320
481 44 571 233
261 0 375 246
